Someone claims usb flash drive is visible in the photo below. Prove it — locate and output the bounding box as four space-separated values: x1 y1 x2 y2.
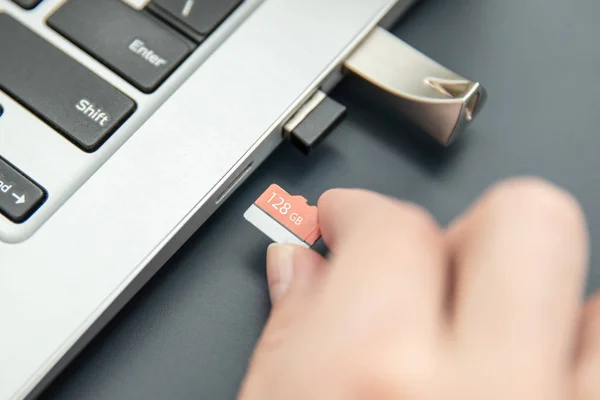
344 27 487 146
283 27 487 153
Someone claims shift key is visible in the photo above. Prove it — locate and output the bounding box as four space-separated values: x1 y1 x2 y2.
0 14 136 152
48 0 195 93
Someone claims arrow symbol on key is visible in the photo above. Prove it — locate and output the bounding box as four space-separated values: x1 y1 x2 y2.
12 193 26 205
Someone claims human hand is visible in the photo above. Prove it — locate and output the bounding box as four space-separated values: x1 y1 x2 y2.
239 178 599 400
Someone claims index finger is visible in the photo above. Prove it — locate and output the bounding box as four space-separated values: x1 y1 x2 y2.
316 189 448 345
318 189 424 249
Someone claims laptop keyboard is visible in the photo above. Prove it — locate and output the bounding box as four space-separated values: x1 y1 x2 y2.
0 0 247 230
0 14 137 151
47 0 196 93
147 0 244 43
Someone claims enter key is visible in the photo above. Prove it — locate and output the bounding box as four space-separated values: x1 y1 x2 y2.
48 0 195 93
0 157 47 224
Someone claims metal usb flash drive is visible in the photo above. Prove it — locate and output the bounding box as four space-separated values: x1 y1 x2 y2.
344 27 487 146
284 27 487 152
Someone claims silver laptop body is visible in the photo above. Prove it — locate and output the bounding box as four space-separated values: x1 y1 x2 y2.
0 0 418 397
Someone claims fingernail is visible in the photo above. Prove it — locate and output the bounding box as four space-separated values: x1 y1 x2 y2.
266 243 296 303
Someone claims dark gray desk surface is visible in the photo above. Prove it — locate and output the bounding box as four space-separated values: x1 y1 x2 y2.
43 0 600 398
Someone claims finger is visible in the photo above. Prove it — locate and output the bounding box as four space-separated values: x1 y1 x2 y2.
448 178 588 395
317 188 401 250
257 244 326 359
266 243 326 306
317 189 448 345
574 294 600 400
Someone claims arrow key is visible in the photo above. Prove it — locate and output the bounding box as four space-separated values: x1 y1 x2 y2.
0 156 47 223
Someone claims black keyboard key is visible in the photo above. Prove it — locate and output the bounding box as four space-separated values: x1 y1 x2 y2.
0 157 47 223
48 0 195 93
148 0 242 43
0 14 136 152
11 0 43 10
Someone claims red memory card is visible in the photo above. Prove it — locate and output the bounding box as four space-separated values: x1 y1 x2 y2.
244 184 321 247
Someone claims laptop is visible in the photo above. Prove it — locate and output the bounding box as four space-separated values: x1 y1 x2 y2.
0 0 488 397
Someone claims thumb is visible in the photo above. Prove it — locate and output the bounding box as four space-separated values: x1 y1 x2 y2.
266 243 325 306
238 244 326 399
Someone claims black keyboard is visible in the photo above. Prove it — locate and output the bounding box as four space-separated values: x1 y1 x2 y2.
147 0 243 43
47 0 196 93
0 0 243 224
0 14 137 151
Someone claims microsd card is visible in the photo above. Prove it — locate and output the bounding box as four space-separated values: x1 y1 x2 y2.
244 184 321 247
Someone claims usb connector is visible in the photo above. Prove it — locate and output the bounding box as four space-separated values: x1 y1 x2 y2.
283 91 346 155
